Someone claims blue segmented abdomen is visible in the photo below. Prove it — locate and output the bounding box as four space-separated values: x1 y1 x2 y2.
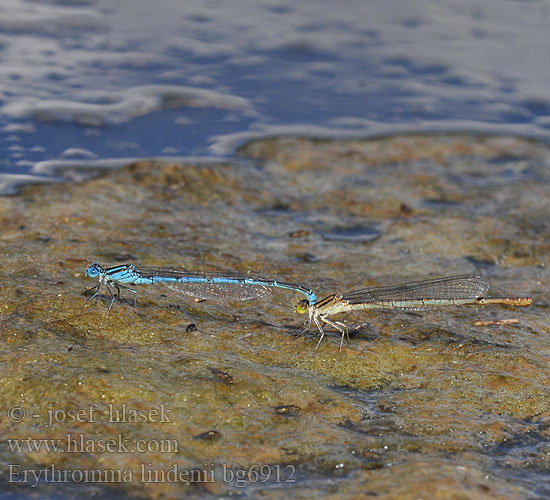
129 274 273 301
107 266 316 303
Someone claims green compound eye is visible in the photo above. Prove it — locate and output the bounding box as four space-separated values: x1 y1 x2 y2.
296 300 309 315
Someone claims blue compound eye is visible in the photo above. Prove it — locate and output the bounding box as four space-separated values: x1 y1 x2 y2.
86 263 101 278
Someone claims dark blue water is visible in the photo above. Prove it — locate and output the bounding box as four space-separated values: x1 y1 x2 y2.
1 0 549 192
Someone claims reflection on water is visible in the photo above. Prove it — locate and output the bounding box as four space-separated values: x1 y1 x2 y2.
1 0 550 192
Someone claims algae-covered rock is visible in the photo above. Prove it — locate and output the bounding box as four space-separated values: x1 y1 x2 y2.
0 135 548 498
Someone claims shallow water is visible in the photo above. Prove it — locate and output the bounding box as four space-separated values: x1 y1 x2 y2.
0 134 548 498
1 0 550 193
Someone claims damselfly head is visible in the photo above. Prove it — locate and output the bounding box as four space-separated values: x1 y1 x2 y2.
86 262 104 278
296 299 309 315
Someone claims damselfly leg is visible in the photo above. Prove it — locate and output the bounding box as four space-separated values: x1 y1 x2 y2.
114 282 137 307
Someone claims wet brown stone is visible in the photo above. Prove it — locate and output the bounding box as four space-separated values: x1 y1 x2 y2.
0 134 548 498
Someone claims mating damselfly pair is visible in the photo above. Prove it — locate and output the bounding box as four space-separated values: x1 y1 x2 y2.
85 263 532 351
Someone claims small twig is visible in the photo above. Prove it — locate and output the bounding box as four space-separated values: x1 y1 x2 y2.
474 318 520 326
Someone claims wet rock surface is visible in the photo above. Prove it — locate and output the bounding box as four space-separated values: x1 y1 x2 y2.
0 134 548 499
